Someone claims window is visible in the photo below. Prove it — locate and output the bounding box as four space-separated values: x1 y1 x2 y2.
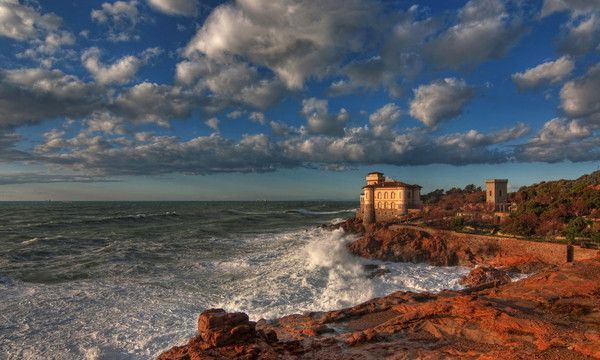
489 191 492 196
377 192 381 199
499 190 502 196
391 192 395 199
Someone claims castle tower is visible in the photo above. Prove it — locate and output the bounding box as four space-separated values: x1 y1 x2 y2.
362 185 375 226
365 171 384 185
486 179 508 212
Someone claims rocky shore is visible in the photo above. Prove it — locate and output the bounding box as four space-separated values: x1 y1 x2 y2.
158 219 600 359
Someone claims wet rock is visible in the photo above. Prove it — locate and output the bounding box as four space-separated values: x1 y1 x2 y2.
459 266 512 287
366 268 391 279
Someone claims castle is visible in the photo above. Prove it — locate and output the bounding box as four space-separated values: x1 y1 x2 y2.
357 172 422 225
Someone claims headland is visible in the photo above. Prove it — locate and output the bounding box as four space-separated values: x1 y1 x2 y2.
158 172 600 359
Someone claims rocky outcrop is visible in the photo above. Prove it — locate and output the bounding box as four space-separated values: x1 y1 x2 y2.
157 309 280 360
347 226 478 266
459 266 512 287
158 259 600 359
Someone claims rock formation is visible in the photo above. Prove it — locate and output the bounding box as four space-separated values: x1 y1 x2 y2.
158 258 600 359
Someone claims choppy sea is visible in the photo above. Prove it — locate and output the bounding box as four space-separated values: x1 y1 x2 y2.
0 201 469 359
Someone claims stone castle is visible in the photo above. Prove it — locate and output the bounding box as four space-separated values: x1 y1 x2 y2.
357 172 511 226
357 172 422 225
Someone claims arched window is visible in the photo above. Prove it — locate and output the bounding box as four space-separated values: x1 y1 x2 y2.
391 192 395 199
377 192 381 199
384 192 388 199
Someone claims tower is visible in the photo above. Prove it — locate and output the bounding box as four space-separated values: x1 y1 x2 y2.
362 185 375 226
486 179 508 211
365 172 384 185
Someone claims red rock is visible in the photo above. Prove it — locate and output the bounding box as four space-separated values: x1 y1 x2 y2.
459 266 512 287
197 309 256 348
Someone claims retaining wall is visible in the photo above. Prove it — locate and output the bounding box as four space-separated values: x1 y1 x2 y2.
389 225 599 265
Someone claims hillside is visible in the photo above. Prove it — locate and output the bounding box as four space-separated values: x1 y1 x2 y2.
502 170 600 239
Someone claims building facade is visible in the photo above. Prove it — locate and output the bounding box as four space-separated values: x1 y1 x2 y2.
358 172 422 225
486 179 509 212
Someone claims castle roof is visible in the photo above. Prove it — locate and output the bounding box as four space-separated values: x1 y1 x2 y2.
363 181 421 189
368 171 383 175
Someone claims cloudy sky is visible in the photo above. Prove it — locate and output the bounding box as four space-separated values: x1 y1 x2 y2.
0 0 599 200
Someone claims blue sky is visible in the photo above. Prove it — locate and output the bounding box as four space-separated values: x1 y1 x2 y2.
0 0 599 200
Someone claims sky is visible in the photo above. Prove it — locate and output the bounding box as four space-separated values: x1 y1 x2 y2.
0 0 599 201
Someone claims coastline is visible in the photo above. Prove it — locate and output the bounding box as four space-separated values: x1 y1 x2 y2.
158 218 600 359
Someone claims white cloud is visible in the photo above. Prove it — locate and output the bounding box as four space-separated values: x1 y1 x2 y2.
249 112 266 125
0 68 105 128
183 0 377 89
85 111 128 135
540 0 600 18
115 82 198 125
369 103 401 136
409 78 475 127
204 117 219 131
0 1 75 65
91 0 141 42
512 56 574 89
516 118 599 162
82 48 141 85
0 0 62 41
558 13 600 55
427 0 525 68
175 56 284 110
147 0 198 16
560 62 600 118
302 98 349 136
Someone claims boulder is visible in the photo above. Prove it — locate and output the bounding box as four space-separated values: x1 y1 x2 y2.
459 266 511 287
197 309 257 348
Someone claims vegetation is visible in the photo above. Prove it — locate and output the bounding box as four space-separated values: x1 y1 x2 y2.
420 172 600 243
501 171 600 241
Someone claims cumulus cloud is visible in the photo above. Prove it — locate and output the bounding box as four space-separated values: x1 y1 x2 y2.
249 112 266 125
204 117 219 130
369 103 402 136
557 13 600 55
147 0 198 16
409 78 475 127
302 98 349 136
540 0 600 18
512 56 574 89
0 0 75 65
91 0 141 42
115 82 199 126
82 48 140 85
183 0 377 90
85 111 128 135
427 0 525 68
515 118 600 162
175 57 284 110
560 62 600 118
81 47 160 85
0 68 105 128
330 8 437 97
0 0 62 41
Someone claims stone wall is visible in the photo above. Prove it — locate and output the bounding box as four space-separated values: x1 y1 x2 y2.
389 225 599 265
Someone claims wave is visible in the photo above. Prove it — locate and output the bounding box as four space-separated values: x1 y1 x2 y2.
228 208 356 216
285 208 357 215
214 227 468 320
20 235 64 246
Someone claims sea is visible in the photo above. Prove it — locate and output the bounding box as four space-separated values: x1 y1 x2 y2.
0 201 469 359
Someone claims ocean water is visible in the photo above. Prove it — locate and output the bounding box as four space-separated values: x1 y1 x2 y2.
0 201 469 359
